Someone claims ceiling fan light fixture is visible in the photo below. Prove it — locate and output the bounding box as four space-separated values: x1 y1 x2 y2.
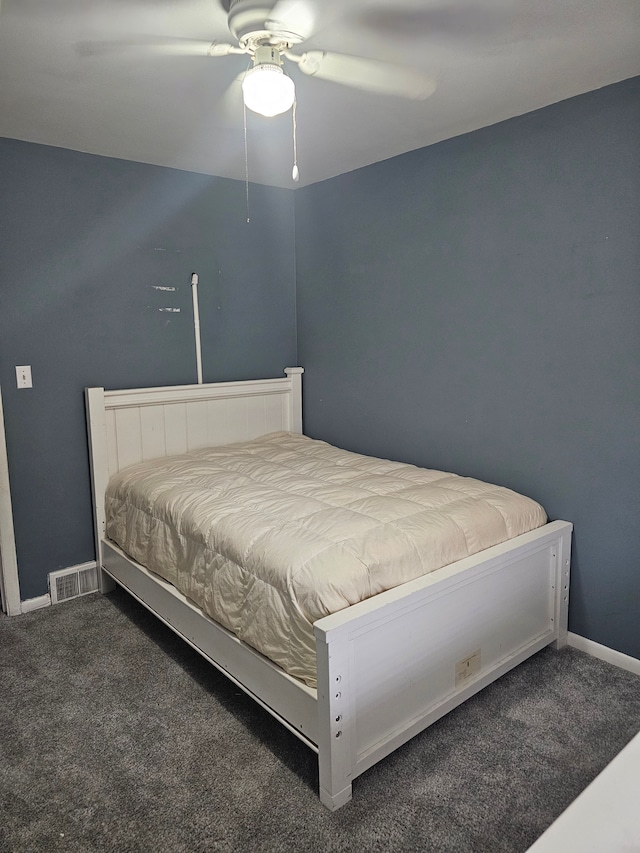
242 63 295 117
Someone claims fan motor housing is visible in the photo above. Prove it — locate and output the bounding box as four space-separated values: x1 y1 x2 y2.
228 0 305 45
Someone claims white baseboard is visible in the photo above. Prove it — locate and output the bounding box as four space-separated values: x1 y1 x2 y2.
568 632 640 676
21 594 52 614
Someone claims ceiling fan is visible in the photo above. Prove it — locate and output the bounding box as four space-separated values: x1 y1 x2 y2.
206 0 437 118
76 1 440 186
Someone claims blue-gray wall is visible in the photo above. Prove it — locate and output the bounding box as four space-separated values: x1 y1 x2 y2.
0 140 296 599
295 77 640 659
2 78 639 660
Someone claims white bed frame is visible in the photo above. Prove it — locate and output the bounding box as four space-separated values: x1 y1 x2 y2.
86 368 572 810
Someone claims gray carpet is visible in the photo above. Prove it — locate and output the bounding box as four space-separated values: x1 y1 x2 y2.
1 589 639 853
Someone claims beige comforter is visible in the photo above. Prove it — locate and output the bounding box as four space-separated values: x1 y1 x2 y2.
105 431 547 687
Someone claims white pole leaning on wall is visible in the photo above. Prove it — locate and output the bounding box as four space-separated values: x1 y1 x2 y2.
191 272 203 385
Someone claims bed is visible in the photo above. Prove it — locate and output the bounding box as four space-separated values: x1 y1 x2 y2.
86 368 572 810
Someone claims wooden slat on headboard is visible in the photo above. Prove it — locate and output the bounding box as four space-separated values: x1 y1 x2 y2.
102 377 297 474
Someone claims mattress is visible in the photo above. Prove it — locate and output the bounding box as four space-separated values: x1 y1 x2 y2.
105 431 547 687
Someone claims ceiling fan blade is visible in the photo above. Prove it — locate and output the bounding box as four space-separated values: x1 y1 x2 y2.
293 51 436 100
76 37 240 59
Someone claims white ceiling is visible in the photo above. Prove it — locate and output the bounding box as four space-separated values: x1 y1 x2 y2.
0 0 638 189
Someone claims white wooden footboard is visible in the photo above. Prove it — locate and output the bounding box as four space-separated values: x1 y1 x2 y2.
314 520 572 810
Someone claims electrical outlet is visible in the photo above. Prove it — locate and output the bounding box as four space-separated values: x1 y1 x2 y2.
16 365 32 389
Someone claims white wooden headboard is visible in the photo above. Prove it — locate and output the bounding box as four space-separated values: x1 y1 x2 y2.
85 368 304 563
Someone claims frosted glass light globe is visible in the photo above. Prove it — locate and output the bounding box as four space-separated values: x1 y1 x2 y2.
242 64 295 117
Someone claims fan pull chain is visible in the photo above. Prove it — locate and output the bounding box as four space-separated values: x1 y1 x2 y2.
243 99 250 223
292 98 300 183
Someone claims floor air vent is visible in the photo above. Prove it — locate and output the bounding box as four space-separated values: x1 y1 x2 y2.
49 563 98 604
